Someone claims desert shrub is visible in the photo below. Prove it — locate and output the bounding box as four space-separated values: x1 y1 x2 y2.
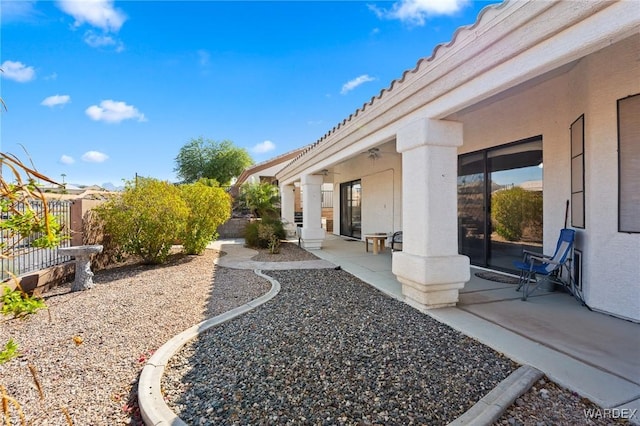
179 182 232 255
491 187 543 241
258 223 281 254
82 204 130 270
96 178 189 264
244 218 285 249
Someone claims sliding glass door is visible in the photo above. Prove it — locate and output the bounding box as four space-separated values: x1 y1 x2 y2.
458 138 543 272
458 152 486 265
340 180 362 239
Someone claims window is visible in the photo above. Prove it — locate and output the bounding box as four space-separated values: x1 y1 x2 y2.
618 94 640 233
570 115 585 228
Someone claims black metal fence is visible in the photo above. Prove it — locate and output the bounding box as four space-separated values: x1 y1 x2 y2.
1 200 73 281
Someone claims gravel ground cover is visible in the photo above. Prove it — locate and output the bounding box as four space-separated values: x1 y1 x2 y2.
0 248 269 425
250 242 320 262
163 268 519 425
1 242 627 425
495 377 628 425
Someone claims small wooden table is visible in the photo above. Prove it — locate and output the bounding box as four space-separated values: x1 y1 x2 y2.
364 234 387 255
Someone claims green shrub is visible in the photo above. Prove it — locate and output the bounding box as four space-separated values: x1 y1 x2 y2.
244 218 285 249
0 207 64 251
96 178 189 264
491 187 543 241
1 286 47 319
179 182 232 255
258 223 281 254
0 338 18 364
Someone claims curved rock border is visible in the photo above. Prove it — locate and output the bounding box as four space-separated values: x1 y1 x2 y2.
448 365 544 426
137 256 542 425
138 269 280 425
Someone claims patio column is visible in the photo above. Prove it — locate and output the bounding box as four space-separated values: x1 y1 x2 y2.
280 183 295 223
392 118 470 310
300 174 325 249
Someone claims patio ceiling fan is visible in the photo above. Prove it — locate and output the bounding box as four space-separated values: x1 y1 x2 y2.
362 147 395 161
314 169 340 177
366 148 381 160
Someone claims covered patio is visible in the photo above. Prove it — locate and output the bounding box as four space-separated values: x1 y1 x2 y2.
306 234 640 413
277 1 640 322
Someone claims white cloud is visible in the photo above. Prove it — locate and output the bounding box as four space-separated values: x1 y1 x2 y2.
370 0 469 26
81 151 109 163
57 0 126 50
1 60 36 82
252 140 276 154
84 31 117 48
341 74 376 95
85 100 146 123
41 94 71 107
1 1 38 23
59 155 75 165
57 0 126 32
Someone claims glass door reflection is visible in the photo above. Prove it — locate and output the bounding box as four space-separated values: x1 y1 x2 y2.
340 180 362 239
458 138 543 273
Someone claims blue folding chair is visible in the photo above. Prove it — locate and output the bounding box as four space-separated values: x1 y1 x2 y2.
514 228 575 301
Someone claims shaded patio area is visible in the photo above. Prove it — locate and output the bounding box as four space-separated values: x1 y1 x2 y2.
308 234 640 412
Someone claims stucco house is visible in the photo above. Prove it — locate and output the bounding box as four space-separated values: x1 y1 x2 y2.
233 147 307 189
275 0 639 322
233 146 334 231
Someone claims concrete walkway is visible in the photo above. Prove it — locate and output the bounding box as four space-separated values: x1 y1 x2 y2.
307 234 640 423
211 238 336 270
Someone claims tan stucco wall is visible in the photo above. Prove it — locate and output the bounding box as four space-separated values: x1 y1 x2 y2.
576 35 639 321
458 35 640 321
70 198 107 246
332 145 403 237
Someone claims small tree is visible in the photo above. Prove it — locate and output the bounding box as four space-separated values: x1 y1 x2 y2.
174 137 253 186
1 152 63 365
179 182 232 255
96 178 189 264
239 182 280 219
1 153 65 256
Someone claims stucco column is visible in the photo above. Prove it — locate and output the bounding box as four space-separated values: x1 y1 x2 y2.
392 118 470 310
300 174 325 249
280 184 297 238
280 184 295 223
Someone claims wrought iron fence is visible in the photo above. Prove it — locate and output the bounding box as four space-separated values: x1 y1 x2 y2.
1 200 73 281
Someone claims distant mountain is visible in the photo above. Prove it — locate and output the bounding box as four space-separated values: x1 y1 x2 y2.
101 182 124 191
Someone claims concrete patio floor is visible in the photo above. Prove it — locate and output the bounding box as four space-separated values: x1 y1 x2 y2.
307 234 640 419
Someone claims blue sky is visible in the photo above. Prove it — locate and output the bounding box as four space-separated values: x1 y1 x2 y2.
1 0 499 187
